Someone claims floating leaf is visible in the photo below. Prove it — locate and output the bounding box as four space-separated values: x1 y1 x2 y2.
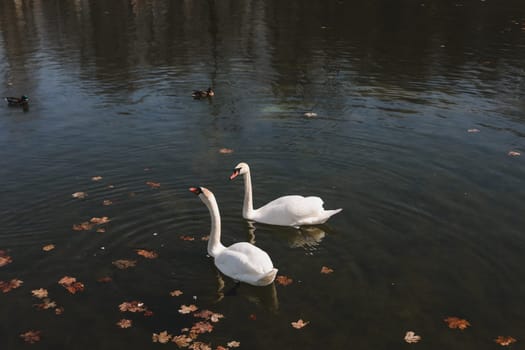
58 276 84 294
444 316 471 330
0 253 12 267
219 148 234 154
0 279 23 293
191 321 213 334
136 249 158 259
404 331 421 343
34 298 57 310
170 290 183 297
180 235 195 241
31 288 48 299
508 151 521 157
321 266 334 274
116 319 132 329
91 176 103 181
146 181 161 188
179 304 198 314
102 199 113 206
172 335 193 347
201 235 210 241
467 128 480 133
42 244 55 252
112 259 137 269
96 227 106 233
97 276 113 283
72 192 87 199
90 216 110 224
152 331 172 344
291 319 309 329
72 222 94 231
275 275 293 286
249 314 257 320
58 276 76 286
304 112 318 118
20 330 41 344
188 342 211 350
55 307 64 315
119 301 148 313
227 341 240 348
495 336 517 346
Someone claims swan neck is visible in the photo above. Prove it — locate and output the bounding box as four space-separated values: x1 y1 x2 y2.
242 170 254 218
205 196 225 257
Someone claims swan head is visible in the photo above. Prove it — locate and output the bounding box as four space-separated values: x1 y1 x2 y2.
189 186 214 201
229 162 250 180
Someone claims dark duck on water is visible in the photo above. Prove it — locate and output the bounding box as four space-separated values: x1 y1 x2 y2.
192 88 214 99
5 95 29 107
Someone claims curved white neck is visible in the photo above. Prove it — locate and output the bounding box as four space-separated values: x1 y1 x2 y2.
204 195 225 257
242 171 255 219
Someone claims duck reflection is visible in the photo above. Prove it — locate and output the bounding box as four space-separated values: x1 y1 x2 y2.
215 273 279 313
246 221 328 250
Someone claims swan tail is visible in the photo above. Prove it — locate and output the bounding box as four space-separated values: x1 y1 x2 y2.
256 268 278 286
318 208 343 224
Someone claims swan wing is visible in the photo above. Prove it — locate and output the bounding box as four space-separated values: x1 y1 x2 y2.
254 195 327 226
214 243 275 284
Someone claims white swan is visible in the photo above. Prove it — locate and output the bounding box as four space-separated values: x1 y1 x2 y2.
189 186 278 286
229 162 342 227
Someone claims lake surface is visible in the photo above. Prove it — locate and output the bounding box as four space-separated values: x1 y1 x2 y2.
1 0 525 349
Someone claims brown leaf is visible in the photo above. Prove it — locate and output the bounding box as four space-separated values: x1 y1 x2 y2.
249 314 257 320
58 276 76 286
72 192 87 199
96 227 106 233
20 330 41 344
112 259 137 269
172 335 193 348
31 288 48 299
189 342 211 350
90 216 110 224
65 282 84 294
321 266 334 274
55 307 64 315
102 199 113 206
91 176 103 181
180 235 195 241
136 249 158 259
275 275 293 286
227 341 240 348
144 310 154 317
152 331 172 344
467 128 480 133
0 279 23 293
97 276 113 283
119 301 148 313
219 148 234 154
170 290 183 297
191 321 213 334
495 336 517 346
444 316 471 330
508 151 521 157
42 244 55 252
404 331 421 343
201 235 210 241
179 304 198 314
116 319 132 329
0 254 13 267
34 298 57 310
72 222 94 231
291 319 309 329
146 181 161 188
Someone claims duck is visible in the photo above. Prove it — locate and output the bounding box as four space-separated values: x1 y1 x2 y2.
192 87 214 99
5 95 29 106
189 186 277 286
229 162 342 227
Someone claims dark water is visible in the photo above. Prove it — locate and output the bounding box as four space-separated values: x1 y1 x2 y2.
1 0 525 349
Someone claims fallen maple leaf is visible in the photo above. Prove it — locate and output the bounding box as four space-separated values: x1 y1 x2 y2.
152 331 172 343
219 148 234 154
180 235 195 241
467 128 480 133
112 259 137 269
404 331 421 343
179 304 198 314
55 307 64 315
201 235 210 241
92 176 103 181
508 151 521 157
72 192 87 199
291 319 309 329
144 310 154 317
227 340 240 348
321 266 334 274
146 181 161 188
191 321 213 334
136 249 158 259
119 301 148 313
172 335 193 347
65 282 84 294
116 319 132 328
444 316 471 330
58 276 76 286
275 275 293 286
102 199 113 206
34 298 57 310
97 276 112 283
72 222 94 231
495 336 517 346
42 244 55 252
0 279 23 293
20 330 41 344
216 347 228 350
90 216 110 224
31 288 48 299
0 254 12 267
170 290 183 297
96 227 106 233
189 342 211 350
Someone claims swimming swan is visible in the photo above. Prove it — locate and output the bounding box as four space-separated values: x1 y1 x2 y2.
189 186 277 286
229 162 342 227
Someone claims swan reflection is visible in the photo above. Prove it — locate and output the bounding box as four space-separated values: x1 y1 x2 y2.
215 273 279 312
247 221 328 250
